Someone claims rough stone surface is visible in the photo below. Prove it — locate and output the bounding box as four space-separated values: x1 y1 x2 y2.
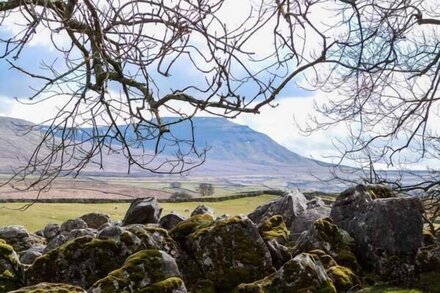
248 191 307 228
169 214 214 246
123 197 162 225
43 224 59 240
330 184 424 283
187 215 274 292
160 212 187 230
9 282 86 292
0 239 23 292
19 244 45 265
257 215 291 269
290 197 331 240
190 205 215 218
45 228 96 252
234 253 336 292
0 226 45 253
88 249 186 293
59 218 88 233
293 217 360 273
25 235 141 289
79 213 111 229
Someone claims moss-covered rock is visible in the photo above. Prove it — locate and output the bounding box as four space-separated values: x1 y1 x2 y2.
365 184 395 199
0 226 45 253
89 249 186 292
0 239 23 292
169 214 214 246
124 225 181 259
258 216 291 269
327 265 359 292
292 217 360 273
187 215 274 292
258 216 289 243
9 282 86 292
25 235 141 289
233 253 336 293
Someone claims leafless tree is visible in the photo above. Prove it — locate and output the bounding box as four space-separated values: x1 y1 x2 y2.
197 182 214 197
0 0 335 196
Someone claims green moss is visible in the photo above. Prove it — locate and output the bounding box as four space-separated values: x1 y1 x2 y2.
258 215 289 242
366 185 395 199
8 282 86 292
141 277 185 292
191 279 216 293
170 214 214 243
0 238 22 292
327 265 359 291
415 272 440 292
309 250 338 269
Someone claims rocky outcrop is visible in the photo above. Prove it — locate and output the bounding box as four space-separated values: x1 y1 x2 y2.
9 283 86 292
234 253 336 292
123 197 162 225
88 249 186 292
330 184 424 283
160 212 187 230
19 244 45 265
290 198 331 240
0 239 23 292
43 224 59 240
80 213 111 229
248 190 307 227
190 205 215 218
185 215 274 292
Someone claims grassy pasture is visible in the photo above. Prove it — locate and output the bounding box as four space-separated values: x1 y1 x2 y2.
0 194 277 232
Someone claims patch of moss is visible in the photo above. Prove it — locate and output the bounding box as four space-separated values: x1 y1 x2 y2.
26 235 138 288
327 265 359 291
366 185 395 199
169 214 214 244
258 215 289 242
414 272 440 292
8 282 86 292
0 238 22 292
141 277 185 293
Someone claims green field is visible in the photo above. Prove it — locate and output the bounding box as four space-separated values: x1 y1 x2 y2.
0 195 277 232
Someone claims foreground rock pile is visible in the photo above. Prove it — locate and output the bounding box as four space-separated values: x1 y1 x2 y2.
0 185 438 292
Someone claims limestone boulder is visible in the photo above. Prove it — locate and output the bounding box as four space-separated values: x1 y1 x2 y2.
43 224 59 241
79 213 111 229
186 215 274 292
59 218 88 233
88 249 186 292
0 226 45 253
289 198 331 240
160 213 187 230
234 253 336 292
123 197 162 225
25 235 142 289
190 205 215 218
330 184 424 283
248 191 307 227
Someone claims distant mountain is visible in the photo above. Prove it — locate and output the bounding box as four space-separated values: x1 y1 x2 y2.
0 116 331 176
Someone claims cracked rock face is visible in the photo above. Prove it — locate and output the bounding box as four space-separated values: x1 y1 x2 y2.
330 184 424 283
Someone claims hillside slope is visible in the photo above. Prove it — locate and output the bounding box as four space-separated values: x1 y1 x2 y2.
0 116 330 176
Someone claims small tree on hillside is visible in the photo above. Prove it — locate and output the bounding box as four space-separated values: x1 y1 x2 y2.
197 183 214 197
170 182 182 189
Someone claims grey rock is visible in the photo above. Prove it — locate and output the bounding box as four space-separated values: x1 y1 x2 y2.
45 228 96 252
330 184 424 283
20 249 42 265
43 223 60 240
0 225 29 240
60 218 88 233
160 212 187 230
248 190 307 227
122 197 162 225
190 205 215 218
80 212 111 229
290 198 331 240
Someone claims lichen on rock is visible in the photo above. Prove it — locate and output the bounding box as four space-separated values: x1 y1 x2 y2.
9 282 86 292
88 249 186 292
0 238 23 292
